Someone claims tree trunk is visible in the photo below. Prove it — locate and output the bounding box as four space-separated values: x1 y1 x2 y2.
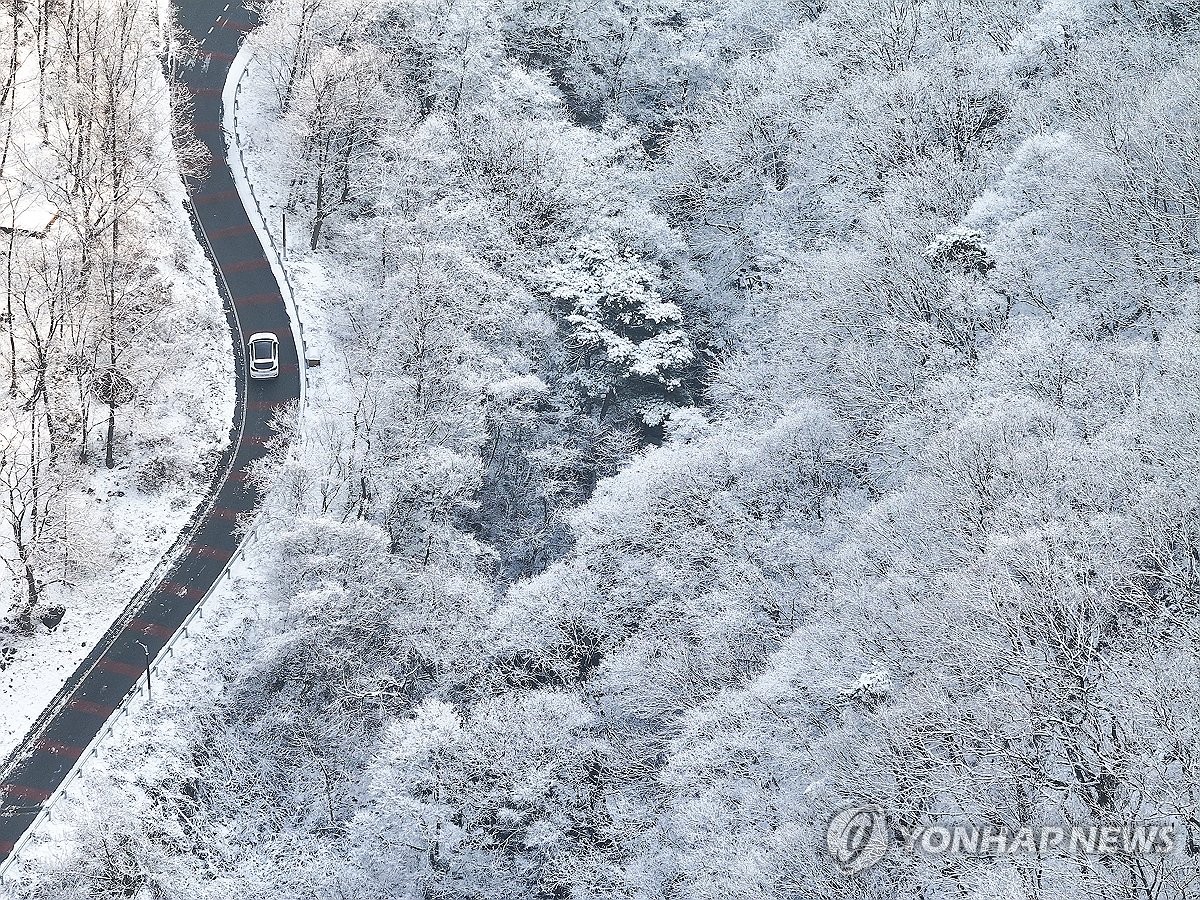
105 401 115 469
310 166 325 250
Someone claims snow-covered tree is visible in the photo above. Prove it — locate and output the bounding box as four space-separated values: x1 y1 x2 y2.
544 234 693 422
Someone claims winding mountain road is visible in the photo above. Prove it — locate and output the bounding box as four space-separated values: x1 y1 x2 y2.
0 0 298 865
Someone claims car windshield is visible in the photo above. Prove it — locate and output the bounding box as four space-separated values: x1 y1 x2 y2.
252 341 273 360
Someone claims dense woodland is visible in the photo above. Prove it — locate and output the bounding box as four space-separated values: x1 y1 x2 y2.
14 0 1200 898
0 0 222 643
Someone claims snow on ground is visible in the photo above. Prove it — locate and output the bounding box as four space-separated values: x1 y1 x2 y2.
227 49 345 439
0 42 308 870
0 289 233 764
0 64 235 759
230 52 333 372
0 550 261 882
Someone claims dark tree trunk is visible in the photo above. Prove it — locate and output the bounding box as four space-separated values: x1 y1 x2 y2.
105 401 115 469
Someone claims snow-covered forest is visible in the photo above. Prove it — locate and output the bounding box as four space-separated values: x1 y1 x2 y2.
0 0 231 750
9 0 1200 897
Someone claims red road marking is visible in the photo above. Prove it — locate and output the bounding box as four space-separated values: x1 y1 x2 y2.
223 468 250 484
208 223 256 240
159 580 204 601
129 618 174 640
193 545 235 561
3 784 50 803
192 190 239 205
0 22 300 864
35 740 84 759
247 399 285 413
239 291 283 305
224 257 270 273
67 699 117 718
216 16 253 31
96 658 142 679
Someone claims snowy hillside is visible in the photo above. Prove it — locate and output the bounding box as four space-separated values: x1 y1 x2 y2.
9 0 1200 898
0 0 233 758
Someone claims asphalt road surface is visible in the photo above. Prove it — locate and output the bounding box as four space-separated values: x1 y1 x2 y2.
0 0 298 864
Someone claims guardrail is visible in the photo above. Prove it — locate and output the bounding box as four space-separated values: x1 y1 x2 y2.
0 523 262 879
227 47 310 407
0 35 307 882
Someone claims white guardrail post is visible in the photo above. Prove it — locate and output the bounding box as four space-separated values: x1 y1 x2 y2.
228 47 309 408
0 36 308 882
0 525 261 881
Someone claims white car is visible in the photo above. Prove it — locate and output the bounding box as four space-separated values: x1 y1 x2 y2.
247 332 279 379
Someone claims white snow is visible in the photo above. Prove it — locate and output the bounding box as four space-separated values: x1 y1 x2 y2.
0 61 235 761
487 374 548 403
0 178 57 236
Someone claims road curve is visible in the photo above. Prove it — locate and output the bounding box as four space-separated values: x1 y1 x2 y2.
0 0 298 864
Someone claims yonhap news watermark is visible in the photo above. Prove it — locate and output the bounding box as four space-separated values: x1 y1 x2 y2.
826 806 1182 873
